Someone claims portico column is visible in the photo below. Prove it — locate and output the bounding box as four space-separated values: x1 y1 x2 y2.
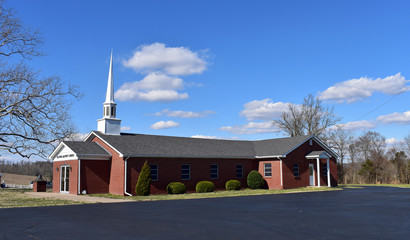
327 158 331 187
317 158 321 187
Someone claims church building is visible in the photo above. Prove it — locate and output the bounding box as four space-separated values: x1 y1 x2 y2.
49 53 338 195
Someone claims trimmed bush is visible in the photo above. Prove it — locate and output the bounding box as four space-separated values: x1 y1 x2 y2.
225 180 241 190
247 170 265 189
195 181 215 193
135 161 151 196
166 182 186 194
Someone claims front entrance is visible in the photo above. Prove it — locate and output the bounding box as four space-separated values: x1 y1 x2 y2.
309 164 315 186
60 166 70 193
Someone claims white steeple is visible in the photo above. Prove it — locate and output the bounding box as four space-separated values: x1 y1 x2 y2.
97 50 121 135
105 50 115 104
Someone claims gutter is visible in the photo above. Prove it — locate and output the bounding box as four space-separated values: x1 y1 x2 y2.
124 156 132 196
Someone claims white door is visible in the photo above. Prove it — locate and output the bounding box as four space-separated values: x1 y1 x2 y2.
60 166 70 193
309 164 315 186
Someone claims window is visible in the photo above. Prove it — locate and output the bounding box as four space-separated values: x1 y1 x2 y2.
210 164 218 179
264 163 272 177
236 164 243 178
293 163 299 177
323 163 328 176
181 164 190 180
309 139 313 146
149 164 158 181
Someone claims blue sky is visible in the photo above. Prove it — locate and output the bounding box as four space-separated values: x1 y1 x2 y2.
9 0 410 146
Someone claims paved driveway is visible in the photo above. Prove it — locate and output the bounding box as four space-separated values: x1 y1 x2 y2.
0 186 409 240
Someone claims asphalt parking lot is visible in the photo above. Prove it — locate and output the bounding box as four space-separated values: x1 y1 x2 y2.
1 186 409 240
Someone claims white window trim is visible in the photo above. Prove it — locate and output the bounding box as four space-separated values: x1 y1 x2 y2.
264 163 272 177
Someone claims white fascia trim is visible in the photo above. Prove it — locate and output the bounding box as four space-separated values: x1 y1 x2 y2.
311 135 339 159
48 142 67 160
282 135 339 160
53 157 78 162
255 155 284 159
85 131 123 157
122 154 256 159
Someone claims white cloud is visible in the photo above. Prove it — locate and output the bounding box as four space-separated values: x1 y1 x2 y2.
150 120 179 130
191 135 224 139
120 126 131 131
377 111 410 125
386 138 404 146
123 42 207 76
65 133 88 141
115 73 188 102
318 73 410 103
154 109 215 118
331 120 376 131
191 135 242 140
240 98 289 121
220 121 280 135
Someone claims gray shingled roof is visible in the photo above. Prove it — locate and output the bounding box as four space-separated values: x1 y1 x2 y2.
64 141 111 156
90 131 315 158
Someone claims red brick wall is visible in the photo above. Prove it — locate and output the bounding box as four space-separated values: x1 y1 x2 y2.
80 160 111 194
52 160 78 194
258 160 282 189
126 157 257 194
281 139 338 189
91 136 125 195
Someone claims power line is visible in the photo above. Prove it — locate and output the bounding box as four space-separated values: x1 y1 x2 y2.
354 92 404 122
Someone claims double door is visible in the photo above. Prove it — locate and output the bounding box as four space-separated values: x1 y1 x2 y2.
60 166 70 193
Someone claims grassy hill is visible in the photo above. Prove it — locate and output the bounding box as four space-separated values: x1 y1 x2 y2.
0 173 38 185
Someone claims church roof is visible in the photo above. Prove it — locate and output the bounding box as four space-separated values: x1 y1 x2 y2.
63 141 111 156
85 131 328 159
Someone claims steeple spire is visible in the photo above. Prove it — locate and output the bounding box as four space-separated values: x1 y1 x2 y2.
105 50 115 104
97 50 121 135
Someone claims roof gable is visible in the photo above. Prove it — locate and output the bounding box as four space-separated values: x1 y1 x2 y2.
49 141 111 161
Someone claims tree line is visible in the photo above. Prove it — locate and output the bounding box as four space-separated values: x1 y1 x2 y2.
0 160 53 181
326 130 410 184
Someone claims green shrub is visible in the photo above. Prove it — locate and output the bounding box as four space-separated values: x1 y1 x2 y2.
247 170 265 189
225 180 241 190
166 182 186 194
135 161 151 196
195 181 215 193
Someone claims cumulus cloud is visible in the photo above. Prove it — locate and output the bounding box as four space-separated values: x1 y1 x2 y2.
118 43 208 102
120 126 131 131
65 133 88 141
318 73 410 103
123 42 207 76
331 120 376 131
386 138 404 146
150 120 179 130
115 73 188 102
377 111 410 125
220 121 280 135
240 98 289 121
153 109 215 118
191 135 224 139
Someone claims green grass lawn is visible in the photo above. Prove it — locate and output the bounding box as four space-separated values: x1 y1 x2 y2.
0 189 89 208
90 187 341 201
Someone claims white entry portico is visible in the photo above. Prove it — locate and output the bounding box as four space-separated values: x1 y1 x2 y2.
306 151 332 187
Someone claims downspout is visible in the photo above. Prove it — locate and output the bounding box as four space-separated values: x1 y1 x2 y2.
277 157 283 187
78 156 81 195
124 156 132 196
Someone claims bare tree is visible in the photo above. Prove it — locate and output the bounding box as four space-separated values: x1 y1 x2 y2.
274 94 340 137
0 1 80 158
327 127 352 183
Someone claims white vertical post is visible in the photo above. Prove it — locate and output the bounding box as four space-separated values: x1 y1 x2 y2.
78 159 81 194
317 158 321 187
280 159 283 187
327 158 331 187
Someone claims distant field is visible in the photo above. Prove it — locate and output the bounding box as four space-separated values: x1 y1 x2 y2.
0 173 37 185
